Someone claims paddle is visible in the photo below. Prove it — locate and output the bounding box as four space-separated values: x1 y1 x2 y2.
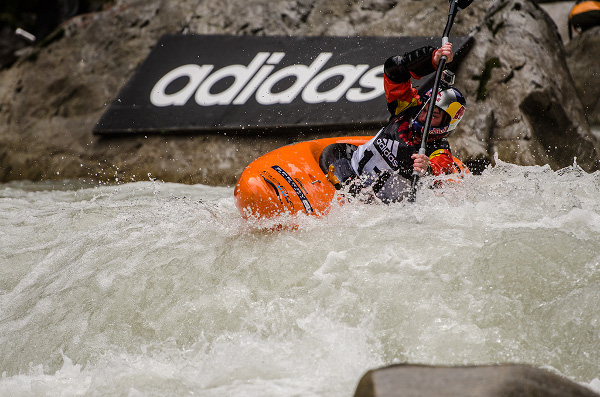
407 0 473 202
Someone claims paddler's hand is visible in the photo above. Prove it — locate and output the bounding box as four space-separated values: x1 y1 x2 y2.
433 42 453 67
412 153 429 175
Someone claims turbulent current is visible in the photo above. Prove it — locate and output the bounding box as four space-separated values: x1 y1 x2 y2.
1 159 600 396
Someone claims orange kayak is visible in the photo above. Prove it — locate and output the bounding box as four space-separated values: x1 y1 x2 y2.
234 136 469 220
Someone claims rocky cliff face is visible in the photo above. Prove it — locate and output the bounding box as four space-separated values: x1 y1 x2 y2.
451 0 599 171
0 0 598 185
566 26 600 126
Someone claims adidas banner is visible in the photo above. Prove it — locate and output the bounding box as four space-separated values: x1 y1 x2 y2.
94 34 471 135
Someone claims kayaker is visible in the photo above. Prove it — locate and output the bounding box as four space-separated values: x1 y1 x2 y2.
325 42 467 203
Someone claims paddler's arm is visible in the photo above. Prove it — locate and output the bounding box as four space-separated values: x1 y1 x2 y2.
384 46 438 116
411 149 457 176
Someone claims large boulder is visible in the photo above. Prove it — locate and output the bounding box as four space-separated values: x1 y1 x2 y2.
538 0 573 44
451 0 600 172
0 0 597 185
565 26 600 126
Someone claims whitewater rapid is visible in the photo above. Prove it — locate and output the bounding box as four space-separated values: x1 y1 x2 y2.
1 159 600 396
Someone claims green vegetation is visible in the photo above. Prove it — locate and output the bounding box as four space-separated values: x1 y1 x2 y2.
472 57 501 102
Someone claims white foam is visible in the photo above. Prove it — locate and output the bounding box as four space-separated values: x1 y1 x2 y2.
1 165 599 395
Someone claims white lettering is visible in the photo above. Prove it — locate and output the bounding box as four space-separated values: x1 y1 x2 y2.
233 52 285 105
150 64 213 107
346 66 384 102
376 138 399 168
195 52 271 106
302 64 369 104
150 53 385 107
255 53 332 105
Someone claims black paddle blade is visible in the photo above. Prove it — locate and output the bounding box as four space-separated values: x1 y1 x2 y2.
451 0 474 10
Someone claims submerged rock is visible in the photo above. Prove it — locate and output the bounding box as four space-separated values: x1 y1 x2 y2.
354 364 599 397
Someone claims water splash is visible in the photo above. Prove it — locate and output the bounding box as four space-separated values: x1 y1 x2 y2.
1 163 599 395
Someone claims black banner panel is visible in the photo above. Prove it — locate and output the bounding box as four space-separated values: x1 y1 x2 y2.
94 35 470 135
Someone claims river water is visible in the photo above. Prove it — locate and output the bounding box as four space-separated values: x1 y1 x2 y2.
1 158 600 396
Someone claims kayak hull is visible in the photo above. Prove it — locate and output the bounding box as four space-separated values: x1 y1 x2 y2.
234 136 469 220
234 136 371 219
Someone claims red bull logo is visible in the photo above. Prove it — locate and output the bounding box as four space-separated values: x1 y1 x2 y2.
452 105 466 120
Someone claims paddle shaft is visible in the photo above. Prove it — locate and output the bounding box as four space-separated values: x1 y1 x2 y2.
407 1 460 202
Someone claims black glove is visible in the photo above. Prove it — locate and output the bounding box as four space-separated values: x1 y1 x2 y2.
384 46 436 82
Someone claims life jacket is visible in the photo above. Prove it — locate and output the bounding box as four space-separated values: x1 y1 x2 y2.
343 114 454 203
568 1 600 39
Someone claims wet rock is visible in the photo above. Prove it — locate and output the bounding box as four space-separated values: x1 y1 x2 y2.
565 26 600 126
451 0 600 172
354 364 599 397
0 0 598 185
538 1 573 44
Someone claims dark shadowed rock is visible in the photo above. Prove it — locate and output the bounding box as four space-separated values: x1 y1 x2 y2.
451 0 600 171
354 364 599 397
0 0 598 185
538 1 572 44
565 26 600 126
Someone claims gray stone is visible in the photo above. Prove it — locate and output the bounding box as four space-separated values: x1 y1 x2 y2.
451 0 600 171
354 364 599 397
0 0 598 185
565 26 600 126
539 1 573 44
